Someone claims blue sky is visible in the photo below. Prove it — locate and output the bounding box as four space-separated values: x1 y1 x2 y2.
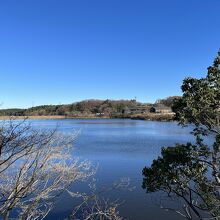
0 0 220 108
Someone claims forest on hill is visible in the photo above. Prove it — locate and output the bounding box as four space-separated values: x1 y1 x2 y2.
0 96 179 118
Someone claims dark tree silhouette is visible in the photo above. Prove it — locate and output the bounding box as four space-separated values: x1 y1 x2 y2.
142 51 220 220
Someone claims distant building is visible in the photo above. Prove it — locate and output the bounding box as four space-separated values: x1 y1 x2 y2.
150 104 172 114
123 105 150 114
96 112 105 116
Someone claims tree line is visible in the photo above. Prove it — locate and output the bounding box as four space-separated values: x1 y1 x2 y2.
0 98 177 117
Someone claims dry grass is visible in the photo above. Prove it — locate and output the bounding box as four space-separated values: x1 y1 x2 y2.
130 113 175 121
0 113 175 121
0 115 66 120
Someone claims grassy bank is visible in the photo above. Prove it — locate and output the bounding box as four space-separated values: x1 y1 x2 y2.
113 113 175 121
0 115 66 120
130 113 175 121
0 113 175 121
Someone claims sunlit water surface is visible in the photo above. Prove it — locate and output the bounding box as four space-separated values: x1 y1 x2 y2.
29 119 197 220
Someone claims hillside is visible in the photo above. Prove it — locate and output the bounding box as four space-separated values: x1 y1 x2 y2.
0 97 179 120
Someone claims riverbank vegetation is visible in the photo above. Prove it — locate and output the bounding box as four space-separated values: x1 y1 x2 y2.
143 51 220 219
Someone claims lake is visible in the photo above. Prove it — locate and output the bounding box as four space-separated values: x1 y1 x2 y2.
30 119 195 220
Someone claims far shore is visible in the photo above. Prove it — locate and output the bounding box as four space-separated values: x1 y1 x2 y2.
0 115 105 120
0 113 175 121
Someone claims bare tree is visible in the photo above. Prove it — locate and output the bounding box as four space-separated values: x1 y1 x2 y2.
69 178 133 220
0 117 94 220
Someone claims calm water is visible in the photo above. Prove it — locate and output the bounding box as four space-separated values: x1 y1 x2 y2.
30 119 195 220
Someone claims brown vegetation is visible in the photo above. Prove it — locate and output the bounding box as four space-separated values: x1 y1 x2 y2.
0 97 179 121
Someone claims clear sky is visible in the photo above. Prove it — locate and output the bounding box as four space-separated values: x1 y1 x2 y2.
0 0 220 108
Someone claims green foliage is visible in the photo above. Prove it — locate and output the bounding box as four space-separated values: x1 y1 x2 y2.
0 108 25 116
143 51 220 219
173 51 220 129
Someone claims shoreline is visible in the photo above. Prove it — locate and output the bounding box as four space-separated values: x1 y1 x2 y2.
0 113 175 121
